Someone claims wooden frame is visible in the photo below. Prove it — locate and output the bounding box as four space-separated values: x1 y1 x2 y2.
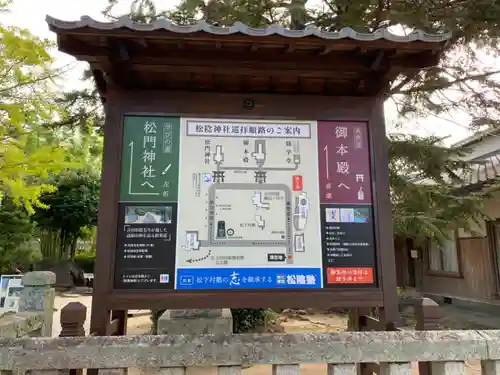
88 90 398 334
486 220 500 296
425 230 463 278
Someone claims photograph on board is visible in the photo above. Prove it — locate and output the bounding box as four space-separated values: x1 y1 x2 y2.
353 207 370 223
125 206 173 224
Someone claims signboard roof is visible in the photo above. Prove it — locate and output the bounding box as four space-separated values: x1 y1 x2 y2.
46 15 452 44
46 16 451 97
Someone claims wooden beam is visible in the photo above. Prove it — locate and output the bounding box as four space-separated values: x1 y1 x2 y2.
362 68 399 97
115 41 131 62
370 50 385 71
358 50 398 95
96 40 138 89
140 80 357 96
317 46 334 56
129 63 356 79
58 40 441 72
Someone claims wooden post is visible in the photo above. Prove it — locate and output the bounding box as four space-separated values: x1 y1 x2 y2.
415 297 443 330
60 301 87 337
60 302 87 375
415 298 443 375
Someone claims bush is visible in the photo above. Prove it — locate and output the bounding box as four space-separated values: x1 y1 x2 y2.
150 309 165 333
231 308 269 333
150 308 270 334
73 250 96 273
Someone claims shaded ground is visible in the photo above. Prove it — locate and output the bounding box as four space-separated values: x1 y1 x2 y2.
400 304 500 330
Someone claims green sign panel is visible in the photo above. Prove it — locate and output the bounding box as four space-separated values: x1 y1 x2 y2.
119 116 180 202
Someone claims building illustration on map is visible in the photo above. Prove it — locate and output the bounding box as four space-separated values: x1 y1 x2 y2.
175 118 323 289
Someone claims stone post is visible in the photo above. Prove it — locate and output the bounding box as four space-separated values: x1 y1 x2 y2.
157 309 233 375
19 271 56 337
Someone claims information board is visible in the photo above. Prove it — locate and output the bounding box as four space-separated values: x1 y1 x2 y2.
317 121 376 287
114 203 177 289
119 116 180 202
114 116 377 290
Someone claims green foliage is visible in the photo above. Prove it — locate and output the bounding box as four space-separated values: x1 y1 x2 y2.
231 308 270 333
33 169 100 260
73 250 96 273
388 133 492 243
0 197 41 273
53 87 104 134
0 1 74 211
150 309 165 333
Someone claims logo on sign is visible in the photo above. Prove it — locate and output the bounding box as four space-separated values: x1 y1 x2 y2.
159 274 170 283
292 175 303 191
180 275 194 285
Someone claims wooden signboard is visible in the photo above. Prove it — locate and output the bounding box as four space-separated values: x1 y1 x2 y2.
46 15 450 335
114 117 377 292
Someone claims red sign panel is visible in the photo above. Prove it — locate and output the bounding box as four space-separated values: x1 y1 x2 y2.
292 175 303 192
317 121 372 204
326 267 374 284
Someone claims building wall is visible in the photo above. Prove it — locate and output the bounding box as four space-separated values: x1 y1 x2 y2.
420 237 496 298
418 191 500 299
399 133 500 300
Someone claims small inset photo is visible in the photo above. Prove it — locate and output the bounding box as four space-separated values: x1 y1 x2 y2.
325 208 340 223
353 207 370 223
340 208 355 223
125 206 172 224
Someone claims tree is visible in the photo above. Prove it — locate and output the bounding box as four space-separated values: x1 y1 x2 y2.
0 197 41 273
0 0 73 212
51 68 105 134
388 134 490 244
102 0 500 242
33 169 100 261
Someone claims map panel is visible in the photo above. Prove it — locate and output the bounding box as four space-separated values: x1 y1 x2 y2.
175 118 323 290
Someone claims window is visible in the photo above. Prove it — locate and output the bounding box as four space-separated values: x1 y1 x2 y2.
428 231 460 275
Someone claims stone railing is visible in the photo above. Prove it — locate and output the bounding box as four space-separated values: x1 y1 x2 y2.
0 271 55 338
1 329 499 375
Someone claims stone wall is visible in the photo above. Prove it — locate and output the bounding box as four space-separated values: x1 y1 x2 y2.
0 329 496 375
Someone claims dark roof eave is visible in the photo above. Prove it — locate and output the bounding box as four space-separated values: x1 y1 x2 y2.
455 177 500 194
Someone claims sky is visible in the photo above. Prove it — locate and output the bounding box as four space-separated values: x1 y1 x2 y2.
2 0 495 145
